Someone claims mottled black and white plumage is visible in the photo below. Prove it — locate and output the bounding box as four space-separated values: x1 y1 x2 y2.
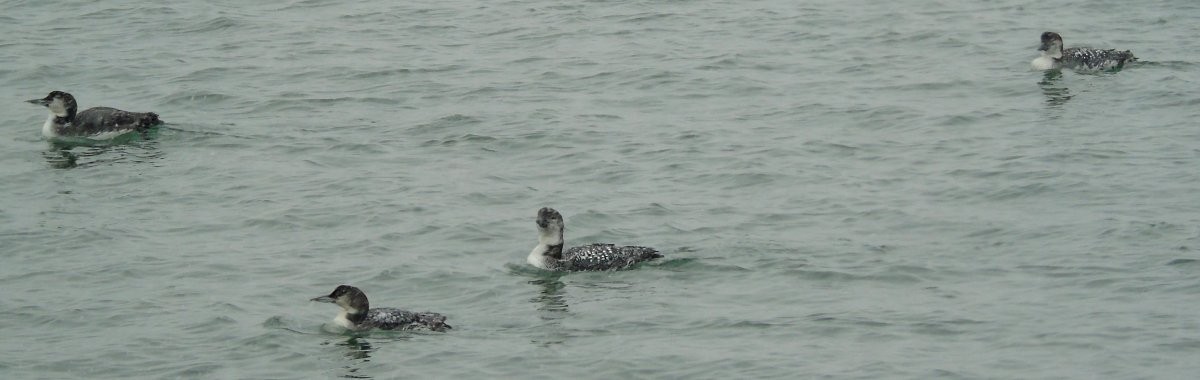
26 91 162 140
1031 32 1136 71
528 207 662 271
311 285 450 332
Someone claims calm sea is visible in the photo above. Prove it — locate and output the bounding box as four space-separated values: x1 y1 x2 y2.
2 0 1199 378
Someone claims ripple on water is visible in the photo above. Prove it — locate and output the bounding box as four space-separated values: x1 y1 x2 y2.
3 0 1200 379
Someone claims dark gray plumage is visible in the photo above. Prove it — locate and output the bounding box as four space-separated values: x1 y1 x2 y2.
528 207 662 271
1034 32 1136 71
311 285 450 332
27 91 162 139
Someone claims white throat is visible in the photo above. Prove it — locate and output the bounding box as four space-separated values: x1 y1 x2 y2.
1031 55 1058 71
333 310 355 329
1032 44 1063 71
538 227 563 246
528 228 563 269
527 244 550 268
42 114 60 138
1047 45 1063 59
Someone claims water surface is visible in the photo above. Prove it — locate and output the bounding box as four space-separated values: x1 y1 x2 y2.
2 0 1199 378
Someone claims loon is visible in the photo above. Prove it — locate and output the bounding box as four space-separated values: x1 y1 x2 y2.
311 285 451 332
26 91 162 139
528 207 662 271
1031 32 1136 71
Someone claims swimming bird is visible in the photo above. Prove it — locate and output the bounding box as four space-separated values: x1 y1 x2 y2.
26 91 162 139
311 285 451 332
1031 32 1136 71
528 207 662 271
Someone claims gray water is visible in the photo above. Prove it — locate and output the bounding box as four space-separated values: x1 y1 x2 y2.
2 0 1199 378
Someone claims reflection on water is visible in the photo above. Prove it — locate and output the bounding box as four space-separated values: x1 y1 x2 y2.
529 276 568 316
527 275 571 347
1038 70 1072 108
324 336 376 379
336 336 374 360
42 148 78 169
43 138 164 169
